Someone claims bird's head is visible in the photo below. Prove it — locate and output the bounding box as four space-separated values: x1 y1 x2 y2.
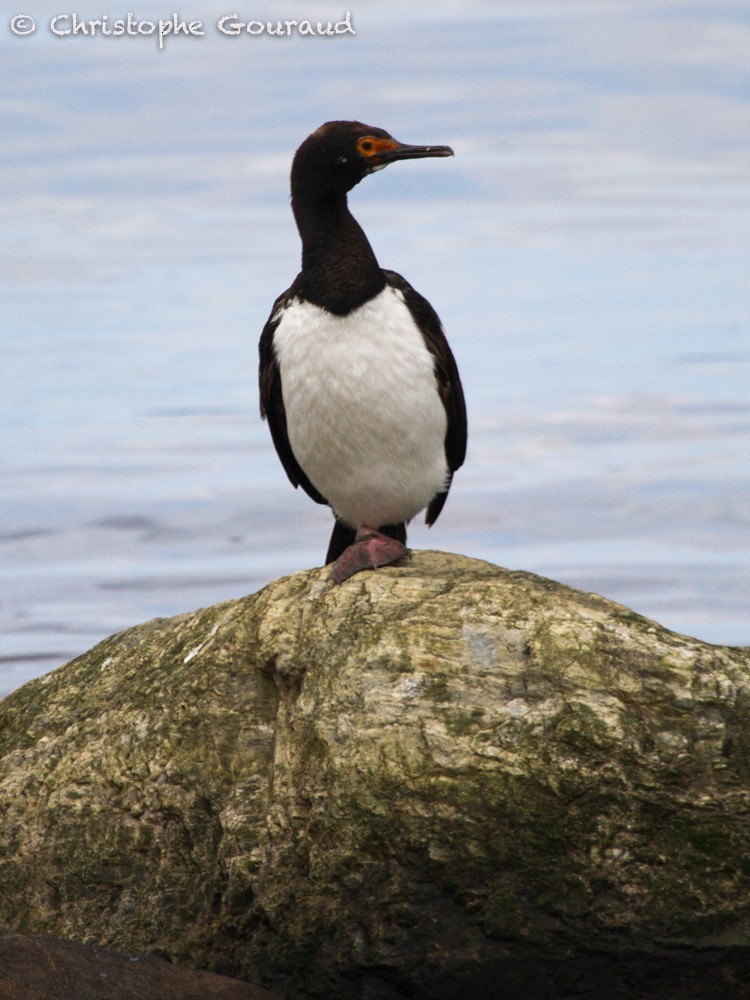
291 120 453 201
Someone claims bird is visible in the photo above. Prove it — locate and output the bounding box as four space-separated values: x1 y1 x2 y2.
258 120 466 583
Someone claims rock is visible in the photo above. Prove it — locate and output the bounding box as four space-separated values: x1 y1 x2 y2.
0 934 279 999
1 551 749 1000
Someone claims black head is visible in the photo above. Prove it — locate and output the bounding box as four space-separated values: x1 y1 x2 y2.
291 120 453 201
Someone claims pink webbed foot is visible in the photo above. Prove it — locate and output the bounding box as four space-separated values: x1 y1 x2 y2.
330 526 410 584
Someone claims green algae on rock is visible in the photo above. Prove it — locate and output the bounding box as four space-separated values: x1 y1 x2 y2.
1 552 749 999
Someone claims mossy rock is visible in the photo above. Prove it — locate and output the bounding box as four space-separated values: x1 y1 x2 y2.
1 552 749 998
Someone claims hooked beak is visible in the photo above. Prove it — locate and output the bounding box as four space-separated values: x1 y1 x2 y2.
379 141 454 163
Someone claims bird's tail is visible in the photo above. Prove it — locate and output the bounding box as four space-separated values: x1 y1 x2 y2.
326 519 407 563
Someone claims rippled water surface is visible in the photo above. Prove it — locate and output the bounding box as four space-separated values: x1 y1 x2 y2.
2 2 749 696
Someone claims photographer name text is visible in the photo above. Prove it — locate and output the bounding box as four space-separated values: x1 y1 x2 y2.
9 11 355 47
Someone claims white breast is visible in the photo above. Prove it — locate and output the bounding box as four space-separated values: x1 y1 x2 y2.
272 285 448 529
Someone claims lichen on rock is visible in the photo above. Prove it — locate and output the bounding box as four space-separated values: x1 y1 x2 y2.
1 551 749 998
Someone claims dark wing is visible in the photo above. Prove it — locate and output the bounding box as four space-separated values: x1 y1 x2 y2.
258 289 328 506
383 269 467 525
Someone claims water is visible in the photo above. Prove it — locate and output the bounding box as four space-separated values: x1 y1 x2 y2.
2 1 749 697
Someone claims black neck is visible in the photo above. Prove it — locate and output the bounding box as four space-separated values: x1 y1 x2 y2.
291 190 385 316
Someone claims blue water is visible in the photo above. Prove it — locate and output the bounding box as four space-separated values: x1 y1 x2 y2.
2 2 749 697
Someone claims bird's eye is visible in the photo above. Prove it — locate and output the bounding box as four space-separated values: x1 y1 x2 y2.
357 137 376 156
361 140 373 151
